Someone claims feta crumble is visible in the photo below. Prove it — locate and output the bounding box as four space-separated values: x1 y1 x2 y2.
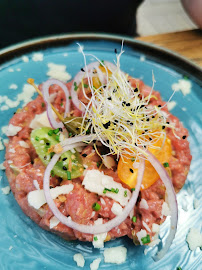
0 163 6 170
73 253 85 268
6 124 22 136
22 55 29 62
1 186 11 195
46 63 71 82
104 246 127 265
111 202 123 216
172 79 191 96
9 84 18 90
90 258 101 270
161 202 171 216
167 101 177 111
49 216 60 229
186 228 202 251
32 53 44 62
19 141 29 148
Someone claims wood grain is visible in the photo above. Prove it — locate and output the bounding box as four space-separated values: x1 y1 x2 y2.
136 29 202 67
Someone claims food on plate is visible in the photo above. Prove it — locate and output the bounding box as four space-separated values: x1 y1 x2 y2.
4 48 192 261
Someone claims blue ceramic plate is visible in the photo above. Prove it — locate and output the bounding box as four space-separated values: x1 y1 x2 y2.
0 34 201 270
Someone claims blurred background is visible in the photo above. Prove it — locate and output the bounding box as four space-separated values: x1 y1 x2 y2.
0 0 201 49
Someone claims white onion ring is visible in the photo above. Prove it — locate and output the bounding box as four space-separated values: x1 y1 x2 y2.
42 79 70 129
146 150 178 261
71 61 117 113
43 147 145 234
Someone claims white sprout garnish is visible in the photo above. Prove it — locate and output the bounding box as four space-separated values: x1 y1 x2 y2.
77 44 175 160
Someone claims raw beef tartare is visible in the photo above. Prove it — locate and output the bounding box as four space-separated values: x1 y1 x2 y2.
4 52 192 261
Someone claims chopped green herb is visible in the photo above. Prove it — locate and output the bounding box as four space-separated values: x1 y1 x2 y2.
41 102 45 107
93 236 98 241
176 267 182 270
83 84 88 88
183 75 189 80
48 130 54 136
131 157 135 162
60 102 63 106
69 132 73 137
67 171 71 180
69 96 72 99
141 234 150 244
53 128 60 134
163 162 169 168
55 135 60 142
97 161 101 168
132 216 137 223
35 136 40 141
92 202 101 211
74 82 78 91
100 60 105 67
124 190 127 197
131 188 136 192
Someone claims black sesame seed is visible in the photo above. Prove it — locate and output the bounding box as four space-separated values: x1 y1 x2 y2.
59 128 63 132
140 105 144 108
134 88 138 92
76 127 79 130
103 85 107 88
82 153 87 157
130 122 133 126
126 103 131 106
114 120 118 123
130 168 134 173
31 160 34 164
158 105 162 107
63 166 67 171
149 137 152 141
114 48 117 54
162 126 165 129
145 129 148 132
113 89 117 93
46 142 50 146
166 121 170 124
13 112 16 115
122 101 126 106
182 135 187 139
62 157 67 161
81 68 85 72
146 118 150 121
103 121 111 129
135 143 137 146
107 97 112 100
44 156 47 160
152 115 155 118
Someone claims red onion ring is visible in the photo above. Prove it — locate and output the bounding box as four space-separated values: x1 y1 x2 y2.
71 61 116 113
146 150 178 261
42 79 70 129
43 148 145 234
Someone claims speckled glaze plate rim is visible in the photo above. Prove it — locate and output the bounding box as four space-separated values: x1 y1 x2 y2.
0 33 201 83
0 33 201 270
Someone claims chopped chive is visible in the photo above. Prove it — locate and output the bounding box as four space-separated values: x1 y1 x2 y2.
100 60 104 67
69 96 72 99
48 130 54 136
67 171 71 180
93 236 98 241
55 135 60 142
53 128 60 134
131 157 135 162
51 170 55 177
69 132 73 137
60 102 63 106
124 190 127 197
115 188 119 194
131 188 136 192
35 136 40 141
132 216 137 223
163 162 169 168
92 202 101 211
141 234 150 244
183 75 189 80
83 84 88 88
74 82 78 91
41 102 45 107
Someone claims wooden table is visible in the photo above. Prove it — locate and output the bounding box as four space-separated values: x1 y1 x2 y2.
136 29 202 68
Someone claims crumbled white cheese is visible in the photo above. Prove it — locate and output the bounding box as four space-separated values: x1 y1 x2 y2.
142 221 151 232
139 199 149 209
9 84 18 90
102 155 116 169
0 162 5 170
0 105 9 111
148 238 160 247
32 53 44 62
167 101 177 111
136 229 147 245
8 148 15 153
46 63 71 82
90 258 101 270
22 55 29 62
83 170 131 206
104 246 127 265
6 124 22 136
19 141 29 148
172 79 191 96
161 202 171 216
27 184 74 209
49 216 60 229
1 186 11 195
1 125 8 135
111 202 123 216
0 139 4 150
186 228 202 250
73 253 85 268
100 197 106 205
33 180 40 190
152 223 160 233
93 218 107 249
193 199 200 209
8 160 13 164
29 111 54 129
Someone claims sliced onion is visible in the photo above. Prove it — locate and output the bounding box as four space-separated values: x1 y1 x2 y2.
146 150 178 261
43 149 145 234
42 79 70 129
71 61 117 113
